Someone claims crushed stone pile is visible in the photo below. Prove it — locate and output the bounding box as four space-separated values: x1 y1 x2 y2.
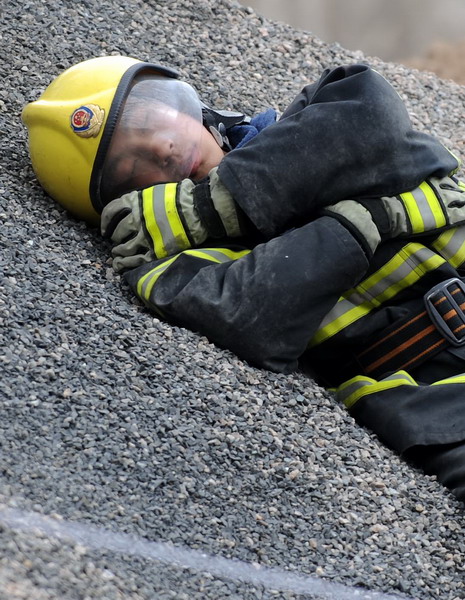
1 0 465 598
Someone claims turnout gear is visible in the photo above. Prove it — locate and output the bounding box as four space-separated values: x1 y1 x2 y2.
217 65 459 238
324 175 465 257
338 278 465 380
371 176 465 238
108 63 465 503
323 201 383 258
22 56 199 223
101 167 246 273
336 369 465 487
121 219 465 502
108 62 461 375
105 172 465 271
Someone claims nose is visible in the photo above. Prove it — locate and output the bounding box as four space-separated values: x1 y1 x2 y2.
150 133 175 166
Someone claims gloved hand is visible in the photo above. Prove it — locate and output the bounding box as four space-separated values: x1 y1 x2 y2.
101 167 245 273
322 200 382 259
378 175 465 237
324 175 465 258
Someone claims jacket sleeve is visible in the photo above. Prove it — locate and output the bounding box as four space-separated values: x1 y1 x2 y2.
218 64 459 238
124 216 369 373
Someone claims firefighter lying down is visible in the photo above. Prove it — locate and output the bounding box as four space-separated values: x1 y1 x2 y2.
23 57 465 502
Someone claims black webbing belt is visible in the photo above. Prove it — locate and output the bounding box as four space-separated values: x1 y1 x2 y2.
345 278 465 380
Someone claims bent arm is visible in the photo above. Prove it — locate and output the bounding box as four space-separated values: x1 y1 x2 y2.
218 64 458 237
124 216 369 372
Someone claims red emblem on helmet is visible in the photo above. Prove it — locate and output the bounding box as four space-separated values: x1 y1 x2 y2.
72 108 91 129
70 104 105 138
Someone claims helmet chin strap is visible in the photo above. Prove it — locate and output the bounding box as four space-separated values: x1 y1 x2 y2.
201 104 251 151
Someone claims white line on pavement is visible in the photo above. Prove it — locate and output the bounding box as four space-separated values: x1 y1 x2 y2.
0 505 410 600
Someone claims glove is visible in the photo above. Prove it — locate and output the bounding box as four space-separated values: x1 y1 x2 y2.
378 175 465 237
101 167 245 273
324 175 465 258
322 200 382 259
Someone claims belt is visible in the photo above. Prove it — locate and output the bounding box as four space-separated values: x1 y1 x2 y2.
345 277 465 380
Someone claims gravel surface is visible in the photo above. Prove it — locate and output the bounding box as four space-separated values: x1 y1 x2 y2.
1 0 465 599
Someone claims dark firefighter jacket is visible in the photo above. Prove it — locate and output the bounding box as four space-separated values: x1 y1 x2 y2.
123 64 465 455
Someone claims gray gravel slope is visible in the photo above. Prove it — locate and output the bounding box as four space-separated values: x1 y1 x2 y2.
1 0 465 598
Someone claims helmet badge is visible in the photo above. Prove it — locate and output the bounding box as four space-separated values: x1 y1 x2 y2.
70 104 105 138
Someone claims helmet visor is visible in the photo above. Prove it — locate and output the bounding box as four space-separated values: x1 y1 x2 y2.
100 73 203 202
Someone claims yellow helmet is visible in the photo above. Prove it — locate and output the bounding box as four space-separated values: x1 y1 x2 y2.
22 56 179 224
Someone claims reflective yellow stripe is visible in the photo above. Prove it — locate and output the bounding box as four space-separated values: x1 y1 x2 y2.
164 182 190 249
184 248 250 262
310 243 446 347
433 228 456 253
401 190 424 232
210 248 251 260
337 371 418 409
142 187 166 258
183 250 224 263
137 255 179 301
432 226 465 268
142 184 190 258
432 374 465 386
136 247 250 305
421 180 447 228
400 181 446 233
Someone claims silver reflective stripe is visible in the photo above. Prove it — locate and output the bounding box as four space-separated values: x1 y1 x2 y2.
336 378 374 406
408 185 437 231
182 247 251 263
336 371 418 409
316 261 409 332
137 255 180 310
137 247 250 308
209 168 243 238
152 185 181 257
316 246 436 334
382 372 417 384
310 243 446 347
433 227 465 268
192 249 238 263
141 265 168 300
141 274 153 299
